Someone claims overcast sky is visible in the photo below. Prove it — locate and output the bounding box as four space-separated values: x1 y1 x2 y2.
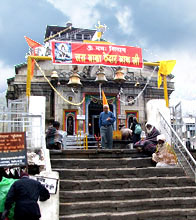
0 0 196 114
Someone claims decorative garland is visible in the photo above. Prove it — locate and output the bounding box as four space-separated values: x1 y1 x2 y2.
35 60 157 107
90 95 115 104
118 66 158 105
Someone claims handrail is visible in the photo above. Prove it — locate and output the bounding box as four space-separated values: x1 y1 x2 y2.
159 111 196 167
83 134 88 150
76 130 88 150
159 111 196 179
76 129 82 147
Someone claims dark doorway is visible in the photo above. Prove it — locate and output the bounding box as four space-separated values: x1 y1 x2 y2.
92 115 100 136
88 101 113 136
128 116 133 129
67 116 74 135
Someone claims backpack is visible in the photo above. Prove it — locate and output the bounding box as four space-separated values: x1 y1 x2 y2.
134 124 142 134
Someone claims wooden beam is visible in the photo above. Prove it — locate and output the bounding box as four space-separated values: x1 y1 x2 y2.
144 62 160 66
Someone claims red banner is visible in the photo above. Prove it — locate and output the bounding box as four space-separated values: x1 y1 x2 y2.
51 41 143 68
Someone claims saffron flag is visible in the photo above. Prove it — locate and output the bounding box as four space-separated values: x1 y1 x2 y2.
157 60 176 107
24 36 42 48
102 90 110 111
24 36 43 79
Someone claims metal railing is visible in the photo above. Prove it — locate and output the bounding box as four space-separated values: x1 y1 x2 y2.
76 129 88 150
0 111 44 150
0 98 52 171
0 98 44 150
159 111 196 180
83 134 88 150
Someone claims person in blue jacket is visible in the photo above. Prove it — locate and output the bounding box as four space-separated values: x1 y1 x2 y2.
2 172 50 220
99 105 116 149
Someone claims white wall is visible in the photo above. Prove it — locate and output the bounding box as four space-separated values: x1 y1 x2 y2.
29 96 46 150
146 99 171 143
29 97 59 219
38 171 59 220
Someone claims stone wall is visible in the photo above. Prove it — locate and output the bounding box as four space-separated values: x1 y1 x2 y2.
7 60 175 133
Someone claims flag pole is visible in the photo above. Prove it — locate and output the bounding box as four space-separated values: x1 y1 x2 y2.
99 83 102 99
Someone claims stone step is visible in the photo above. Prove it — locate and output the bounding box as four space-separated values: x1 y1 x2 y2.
51 157 153 169
59 208 196 220
50 149 143 159
66 138 96 141
64 146 98 150
60 176 195 191
59 197 196 215
66 142 97 146
60 186 196 202
54 167 185 180
65 138 96 143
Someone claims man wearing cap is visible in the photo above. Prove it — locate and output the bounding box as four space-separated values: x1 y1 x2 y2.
152 134 178 167
99 105 116 149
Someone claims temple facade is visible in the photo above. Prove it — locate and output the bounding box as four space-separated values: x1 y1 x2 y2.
6 23 174 136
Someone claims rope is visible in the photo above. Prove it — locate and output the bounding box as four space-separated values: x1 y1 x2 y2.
34 58 157 106
118 66 158 105
44 26 72 42
34 60 85 106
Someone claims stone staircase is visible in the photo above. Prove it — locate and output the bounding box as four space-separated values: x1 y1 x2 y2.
50 149 196 220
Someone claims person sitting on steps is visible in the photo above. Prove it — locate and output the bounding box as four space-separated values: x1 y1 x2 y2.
134 121 160 156
152 134 178 167
46 121 63 150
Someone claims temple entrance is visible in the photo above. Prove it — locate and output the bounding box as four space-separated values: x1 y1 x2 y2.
64 110 77 135
126 111 138 128
67 116 74 135
88 101 113 136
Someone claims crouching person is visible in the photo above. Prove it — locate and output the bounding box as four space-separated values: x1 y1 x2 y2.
119 125 132 141
1 172 50 220
152 134 178 167
46 121 63 150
